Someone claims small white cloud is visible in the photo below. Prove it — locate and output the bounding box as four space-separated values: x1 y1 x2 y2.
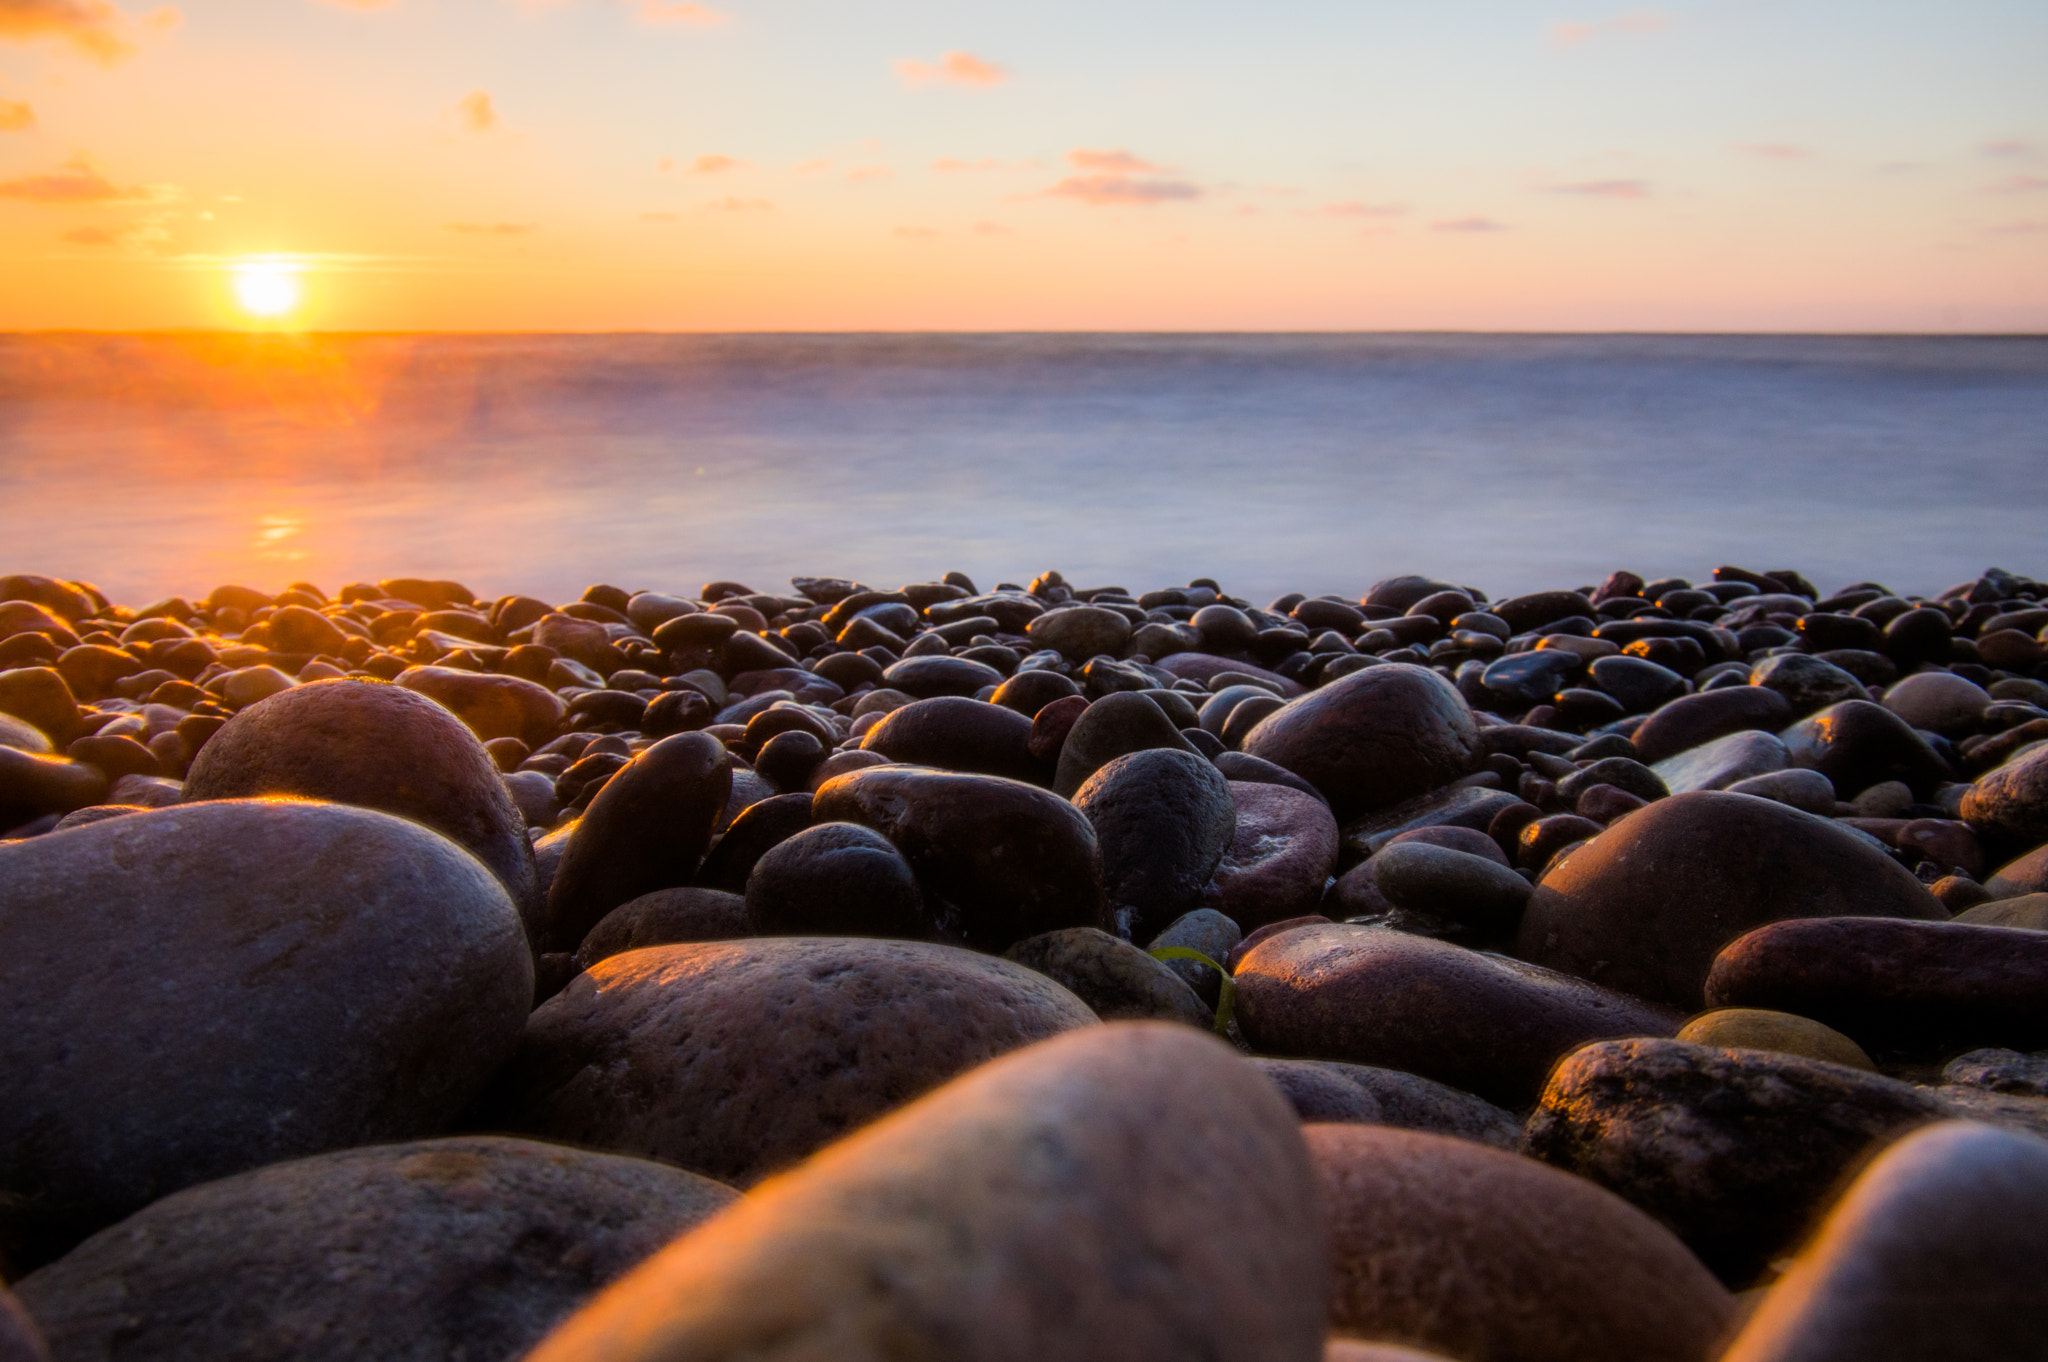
896 50 1007 87
1067 148 1159 173
457 89 497 133
1041 174 1201 206
1550 9 1676 47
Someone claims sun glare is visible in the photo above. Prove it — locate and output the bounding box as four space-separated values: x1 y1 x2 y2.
232 261 303 320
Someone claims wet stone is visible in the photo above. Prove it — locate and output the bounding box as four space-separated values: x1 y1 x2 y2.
1145 907 1242 1007
1234 923 1678 1106
1631 686 1793 765
1250 1060 1518 1148
1676 1007 1875 1071
1704 916 2048 1058
1052 691 1195 797
469 938 1099 1188
1004 927 1213 1027
859 694 1042 783
1749 654 1871 716
0 800 532 1273
12 1137 738 1362
744 821 927 940
572 886 752 968
1073 747 1236 941
1523 1038 1957 1282
1242 664 1481 821
1716 1121 2048 1362
1310 1124 1733 1362
1780 699 1952 800
182 677 543 931
1205 780 1340 930
813 764 1110 950
521 1023 1326 1362
542 733 731 953
1517 790 1945 1010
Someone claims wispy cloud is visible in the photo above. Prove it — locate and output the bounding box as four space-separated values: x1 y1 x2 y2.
0 0 178 64
444 221 535 235
0 97 32 131
1550 9 1676 48
1738 142 1811 160
57 208 168 249
1982 140 2036 159
1041 174 1201 206
1432 217 1509 233
457 89 497 133
690 153 744 173
1548 178 1649 198
1988 220 2048 236
0 157 157 204
971 220 1011 235
1985 175 2048 195
896 50 1007 87
1068 147 1160 173
635 0 725 25
704 196 771 212
1301 200 1406 219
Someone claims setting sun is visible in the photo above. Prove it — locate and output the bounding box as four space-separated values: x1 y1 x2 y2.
231 261 302 320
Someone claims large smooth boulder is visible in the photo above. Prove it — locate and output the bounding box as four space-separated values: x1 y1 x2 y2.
1516 790 1945 1009
523 1023 1327 1362
0 800 532 1273
814 765 1110 950
469 938 1097 1187
1235 924 1677 1105
181 678 542 927
1310 1125 1733 1362
1242 665 1480 820
541 733 730 953
13 1137 736 1362
1073 748 1236 941
1718 1121 2048 1362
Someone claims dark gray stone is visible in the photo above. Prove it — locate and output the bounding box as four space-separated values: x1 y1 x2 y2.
13 1137 736 1362
0 800 532 1274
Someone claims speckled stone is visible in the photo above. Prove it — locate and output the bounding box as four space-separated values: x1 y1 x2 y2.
468 937 1098 1188
521 1023 1327 1362
13 1137 737 1362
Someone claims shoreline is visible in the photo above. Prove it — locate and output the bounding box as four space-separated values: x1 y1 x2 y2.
3 560 2047 1358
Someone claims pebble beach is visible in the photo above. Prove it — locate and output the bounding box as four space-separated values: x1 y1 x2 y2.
3 559 2048 1362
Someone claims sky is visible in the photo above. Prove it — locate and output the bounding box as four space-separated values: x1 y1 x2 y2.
0 0 2043 331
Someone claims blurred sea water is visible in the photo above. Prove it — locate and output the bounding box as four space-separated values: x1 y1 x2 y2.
1 331 2043 606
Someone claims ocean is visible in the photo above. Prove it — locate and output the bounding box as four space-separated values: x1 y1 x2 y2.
1 332 2043 608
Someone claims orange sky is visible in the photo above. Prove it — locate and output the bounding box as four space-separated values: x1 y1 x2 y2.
1 0 2043 331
